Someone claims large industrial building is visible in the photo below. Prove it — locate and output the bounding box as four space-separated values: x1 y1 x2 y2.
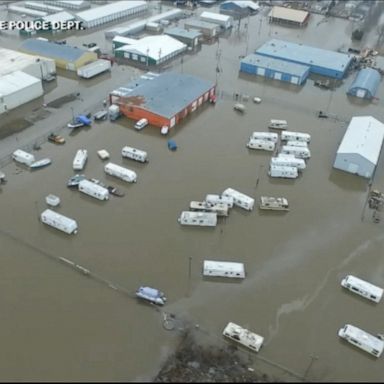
199 11 233 30
240 53 310 85
109 72 216 129
43 0 90 10
164 27 202 49
19 39 97 71
333 116 384 179
184 19 220 39
220 1 260 17
347 68 381 100
268 6 310 27
255 39 353 79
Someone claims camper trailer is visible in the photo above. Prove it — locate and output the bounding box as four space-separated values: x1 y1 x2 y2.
268 119 288 130
189 201 229 216
78 179 109 201
281 131 311 143
203 260 245 279
222 188 254 211
178 211 217 227
205 194 234 208
40 209 78 235
73 149 88 171
259 196 289 211
270 156 306 170
338 324 384 357
223 322 264 353
286 140 308 148
250 132 278 143
269 165 298 179
104 162 137 183
121 146 148 163
341 275 383 303
12 149 35 166
280 145 311 159
247 138 275 151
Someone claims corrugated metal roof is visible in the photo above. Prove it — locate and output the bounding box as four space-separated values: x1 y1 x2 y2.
44 0 89 8
200 11 233 22
337 116 384 164
20 39 89 62
165 27 202 39
256 39 353 73
110 72 214 119
0 71 41 96
268 6 309 23
241 53 309 77
8 5 48 17
113 36 138 46
184 19 220 29
42 11 75 23
25 1 64 12
348 68 381 98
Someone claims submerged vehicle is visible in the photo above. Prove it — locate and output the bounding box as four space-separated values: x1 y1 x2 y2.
48 133 65 144
136 286 166 305
67 174 86 188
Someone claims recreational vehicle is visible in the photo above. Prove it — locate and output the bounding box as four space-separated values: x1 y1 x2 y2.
12 149 35 166
189 201 229 217
280 145 311 159
104 162 137 183
178 211 217 227
121 146 148 163
281 131 311 143
223 322 264 353
270 156 306 170
250 132 278 143
203 260 245 279
205 194 234 208
341 275 383 303
78 179 109 201
286 140 308 148
268 119 288 130
338 324 384 357
73 149 88 171
269 165 299 179
222 188 254 211
259 196 289 211
247 138 275 151
40 209 78 235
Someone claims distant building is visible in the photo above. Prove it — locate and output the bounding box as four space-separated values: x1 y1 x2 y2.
184 19 220 39
220 1 260 18
109 72 216 128
199 11 234 29
347 68 381 100
43 0 90 10
333 116 384 179
268 6 310 27
164 27 202 49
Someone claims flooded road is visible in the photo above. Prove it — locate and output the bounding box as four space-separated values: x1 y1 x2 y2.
1 2 384 381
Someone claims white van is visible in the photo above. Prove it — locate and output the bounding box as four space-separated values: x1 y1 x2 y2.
121 146 148 163
268 119 288 130
78 179 109 201
223 322 264 353
341 275 383 303
250 132 278 143
247 138 275 151
222 188 254 211
203 260 245 279
338 324 384 358
104 162 137 183
40 209 78 235
134 118 148 130
286 140 308 148
280 145 311 159
269 165 298 179
178 211 217 227
270 156 306 170
12 149 35 166
281 130 311 143
205 194 234 208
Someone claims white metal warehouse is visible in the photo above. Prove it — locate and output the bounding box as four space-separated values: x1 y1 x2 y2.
43 0 90 10
76 1 148 29
333 116 384 179
199 11 234 29
0 71 43 114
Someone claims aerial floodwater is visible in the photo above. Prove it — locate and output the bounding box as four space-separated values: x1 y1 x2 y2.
0 0 384 382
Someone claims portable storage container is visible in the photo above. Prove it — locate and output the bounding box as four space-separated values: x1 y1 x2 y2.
247 138 275 151
77 59 111 79
270 156 306 170
121 146 148 163
222 188 254 211
12 149 35 166
178 211 217 227
40 209 78 235
269 165 298 179
205 194 234 208
73 149 88 171
280 145 311 159
281 130 311 143
250 131 278 143
223 322 264 352
268 119 288 130
203 260 245 279
78 179 109 201
341 275 383 303
104 162 137 183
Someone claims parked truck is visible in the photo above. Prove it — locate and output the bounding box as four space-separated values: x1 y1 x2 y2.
77 59 111 79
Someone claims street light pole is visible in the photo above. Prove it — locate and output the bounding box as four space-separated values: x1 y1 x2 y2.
70 107 75 123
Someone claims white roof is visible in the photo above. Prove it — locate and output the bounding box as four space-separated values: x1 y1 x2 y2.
8 5 48 17
200 11 233 22
337 116 384 165
222 1 260 10
43 11 75 23
0 71 41 96
25 2 64 12
113 36 138 45
204 260 244 272
268 6 309 23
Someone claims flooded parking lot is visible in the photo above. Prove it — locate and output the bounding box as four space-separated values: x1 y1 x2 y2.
1 1 384 381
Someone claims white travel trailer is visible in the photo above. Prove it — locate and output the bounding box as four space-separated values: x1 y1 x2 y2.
268 119 288 130
247 138 275 151
205 194 234 208
121 146 148 163
12 149 35 166
250 131 278 143
338 324 384 358
222 188 254 211
280 145 311 159
269 165 299 179
40 209 78 235
78 179 109 201
203 260 245 279
286 140 308 148
281 130 311 143
190 201 229 217
223 322 264 353
341 275 383 303
270 156 306 170
104 162 137 183
73 149 88 171
178 211 217 227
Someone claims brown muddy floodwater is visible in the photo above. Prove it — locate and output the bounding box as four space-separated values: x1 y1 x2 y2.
0 2 384 382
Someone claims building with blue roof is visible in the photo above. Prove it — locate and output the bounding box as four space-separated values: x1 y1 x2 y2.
256 39 353 79
109 72 216 129
347 68 381 100
240 53 310 85
19 38 97 71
